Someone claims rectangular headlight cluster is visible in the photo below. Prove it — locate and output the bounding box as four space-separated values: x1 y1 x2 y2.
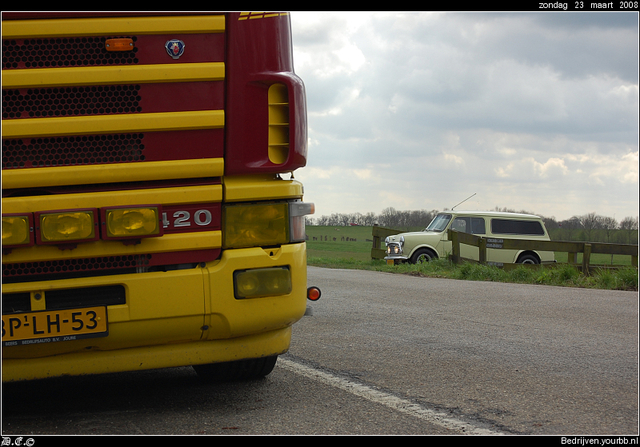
223 201 314 249
2 206 162 250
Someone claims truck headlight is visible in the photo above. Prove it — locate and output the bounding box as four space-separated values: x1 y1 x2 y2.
223 201 314 249
224 203 288 248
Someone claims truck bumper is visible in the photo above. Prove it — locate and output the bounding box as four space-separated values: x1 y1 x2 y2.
2 243 308 382
2 327 292 382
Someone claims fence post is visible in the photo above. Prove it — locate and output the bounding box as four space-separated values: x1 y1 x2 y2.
478 237 486 264
582 243 592 276
449 230 460 264
371 226 402 260
372 224 381 254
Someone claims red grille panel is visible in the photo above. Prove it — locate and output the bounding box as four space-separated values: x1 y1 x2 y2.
3 255 150 278
3 85 142 119
3 82 222 120
2 129 223 170
2 134 145 169
2 36 139 70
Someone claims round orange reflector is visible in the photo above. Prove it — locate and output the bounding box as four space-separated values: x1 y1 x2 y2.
307 286 321 301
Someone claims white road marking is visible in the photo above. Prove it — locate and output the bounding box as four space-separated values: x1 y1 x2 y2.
278 357 503 435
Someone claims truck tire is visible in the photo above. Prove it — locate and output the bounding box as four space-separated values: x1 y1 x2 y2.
193 355 278 382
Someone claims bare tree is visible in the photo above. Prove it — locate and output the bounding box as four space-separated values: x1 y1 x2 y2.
579 212 602 241
619 216 639 244
378 207 397 228
600 216 618 242
362 212 377 226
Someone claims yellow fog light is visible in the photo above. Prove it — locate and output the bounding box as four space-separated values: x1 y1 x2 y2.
2 214 34 248
36 209 98 244
234 267 292 299
224 203 288 248
102 206 162 240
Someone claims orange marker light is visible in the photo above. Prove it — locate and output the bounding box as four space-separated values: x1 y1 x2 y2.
105 38 134 52
307 286 321 301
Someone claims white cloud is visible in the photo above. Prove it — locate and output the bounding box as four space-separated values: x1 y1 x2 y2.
442 152 465 167
531 157 570 179
291 11 639 221
495 164 514 178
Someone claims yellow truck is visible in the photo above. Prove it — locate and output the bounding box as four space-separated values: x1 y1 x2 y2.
2 12 317 382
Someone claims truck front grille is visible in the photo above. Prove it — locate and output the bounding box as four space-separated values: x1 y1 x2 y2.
2 255 151 282
2 36 139 69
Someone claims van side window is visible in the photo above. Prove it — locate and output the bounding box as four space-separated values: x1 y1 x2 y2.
471 217 486 235
452 217 486 235
491 219 545 235
451 217 468 233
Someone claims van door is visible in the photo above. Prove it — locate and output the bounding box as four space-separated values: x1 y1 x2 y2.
450 217 486 261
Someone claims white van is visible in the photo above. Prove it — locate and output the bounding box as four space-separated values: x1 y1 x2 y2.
384 211 555 265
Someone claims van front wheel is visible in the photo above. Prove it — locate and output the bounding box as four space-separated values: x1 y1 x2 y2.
411 248 437 264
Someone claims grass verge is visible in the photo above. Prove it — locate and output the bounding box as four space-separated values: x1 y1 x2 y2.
305 225 637 291
307 256 638 291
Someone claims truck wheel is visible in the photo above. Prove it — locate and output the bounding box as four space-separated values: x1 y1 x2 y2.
517 253 540 264
193 356 278 382
411 248 436 264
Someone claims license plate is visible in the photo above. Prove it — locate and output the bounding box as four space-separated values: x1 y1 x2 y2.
2 306 108 347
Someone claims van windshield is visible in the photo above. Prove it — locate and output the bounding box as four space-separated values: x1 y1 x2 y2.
425 214 452 232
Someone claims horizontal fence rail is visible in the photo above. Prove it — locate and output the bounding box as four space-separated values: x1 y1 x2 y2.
371 226 638 275
447 230 638 275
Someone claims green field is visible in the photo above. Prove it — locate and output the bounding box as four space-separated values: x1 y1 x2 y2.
306 225 373 261
305 225 638 291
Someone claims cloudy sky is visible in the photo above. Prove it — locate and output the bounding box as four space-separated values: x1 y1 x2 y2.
289 11 639 223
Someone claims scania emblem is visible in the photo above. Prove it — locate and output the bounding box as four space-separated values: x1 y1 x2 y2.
165 39 185 59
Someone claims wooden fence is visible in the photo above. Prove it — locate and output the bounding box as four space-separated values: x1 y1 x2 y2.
371 226 638 275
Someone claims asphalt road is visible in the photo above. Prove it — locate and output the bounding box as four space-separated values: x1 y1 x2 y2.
2 266 638 436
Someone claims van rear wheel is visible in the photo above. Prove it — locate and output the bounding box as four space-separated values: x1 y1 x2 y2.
193 356 278 382
517 253 540 264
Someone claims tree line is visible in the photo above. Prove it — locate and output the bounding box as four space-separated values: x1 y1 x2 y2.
307 207 639 245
